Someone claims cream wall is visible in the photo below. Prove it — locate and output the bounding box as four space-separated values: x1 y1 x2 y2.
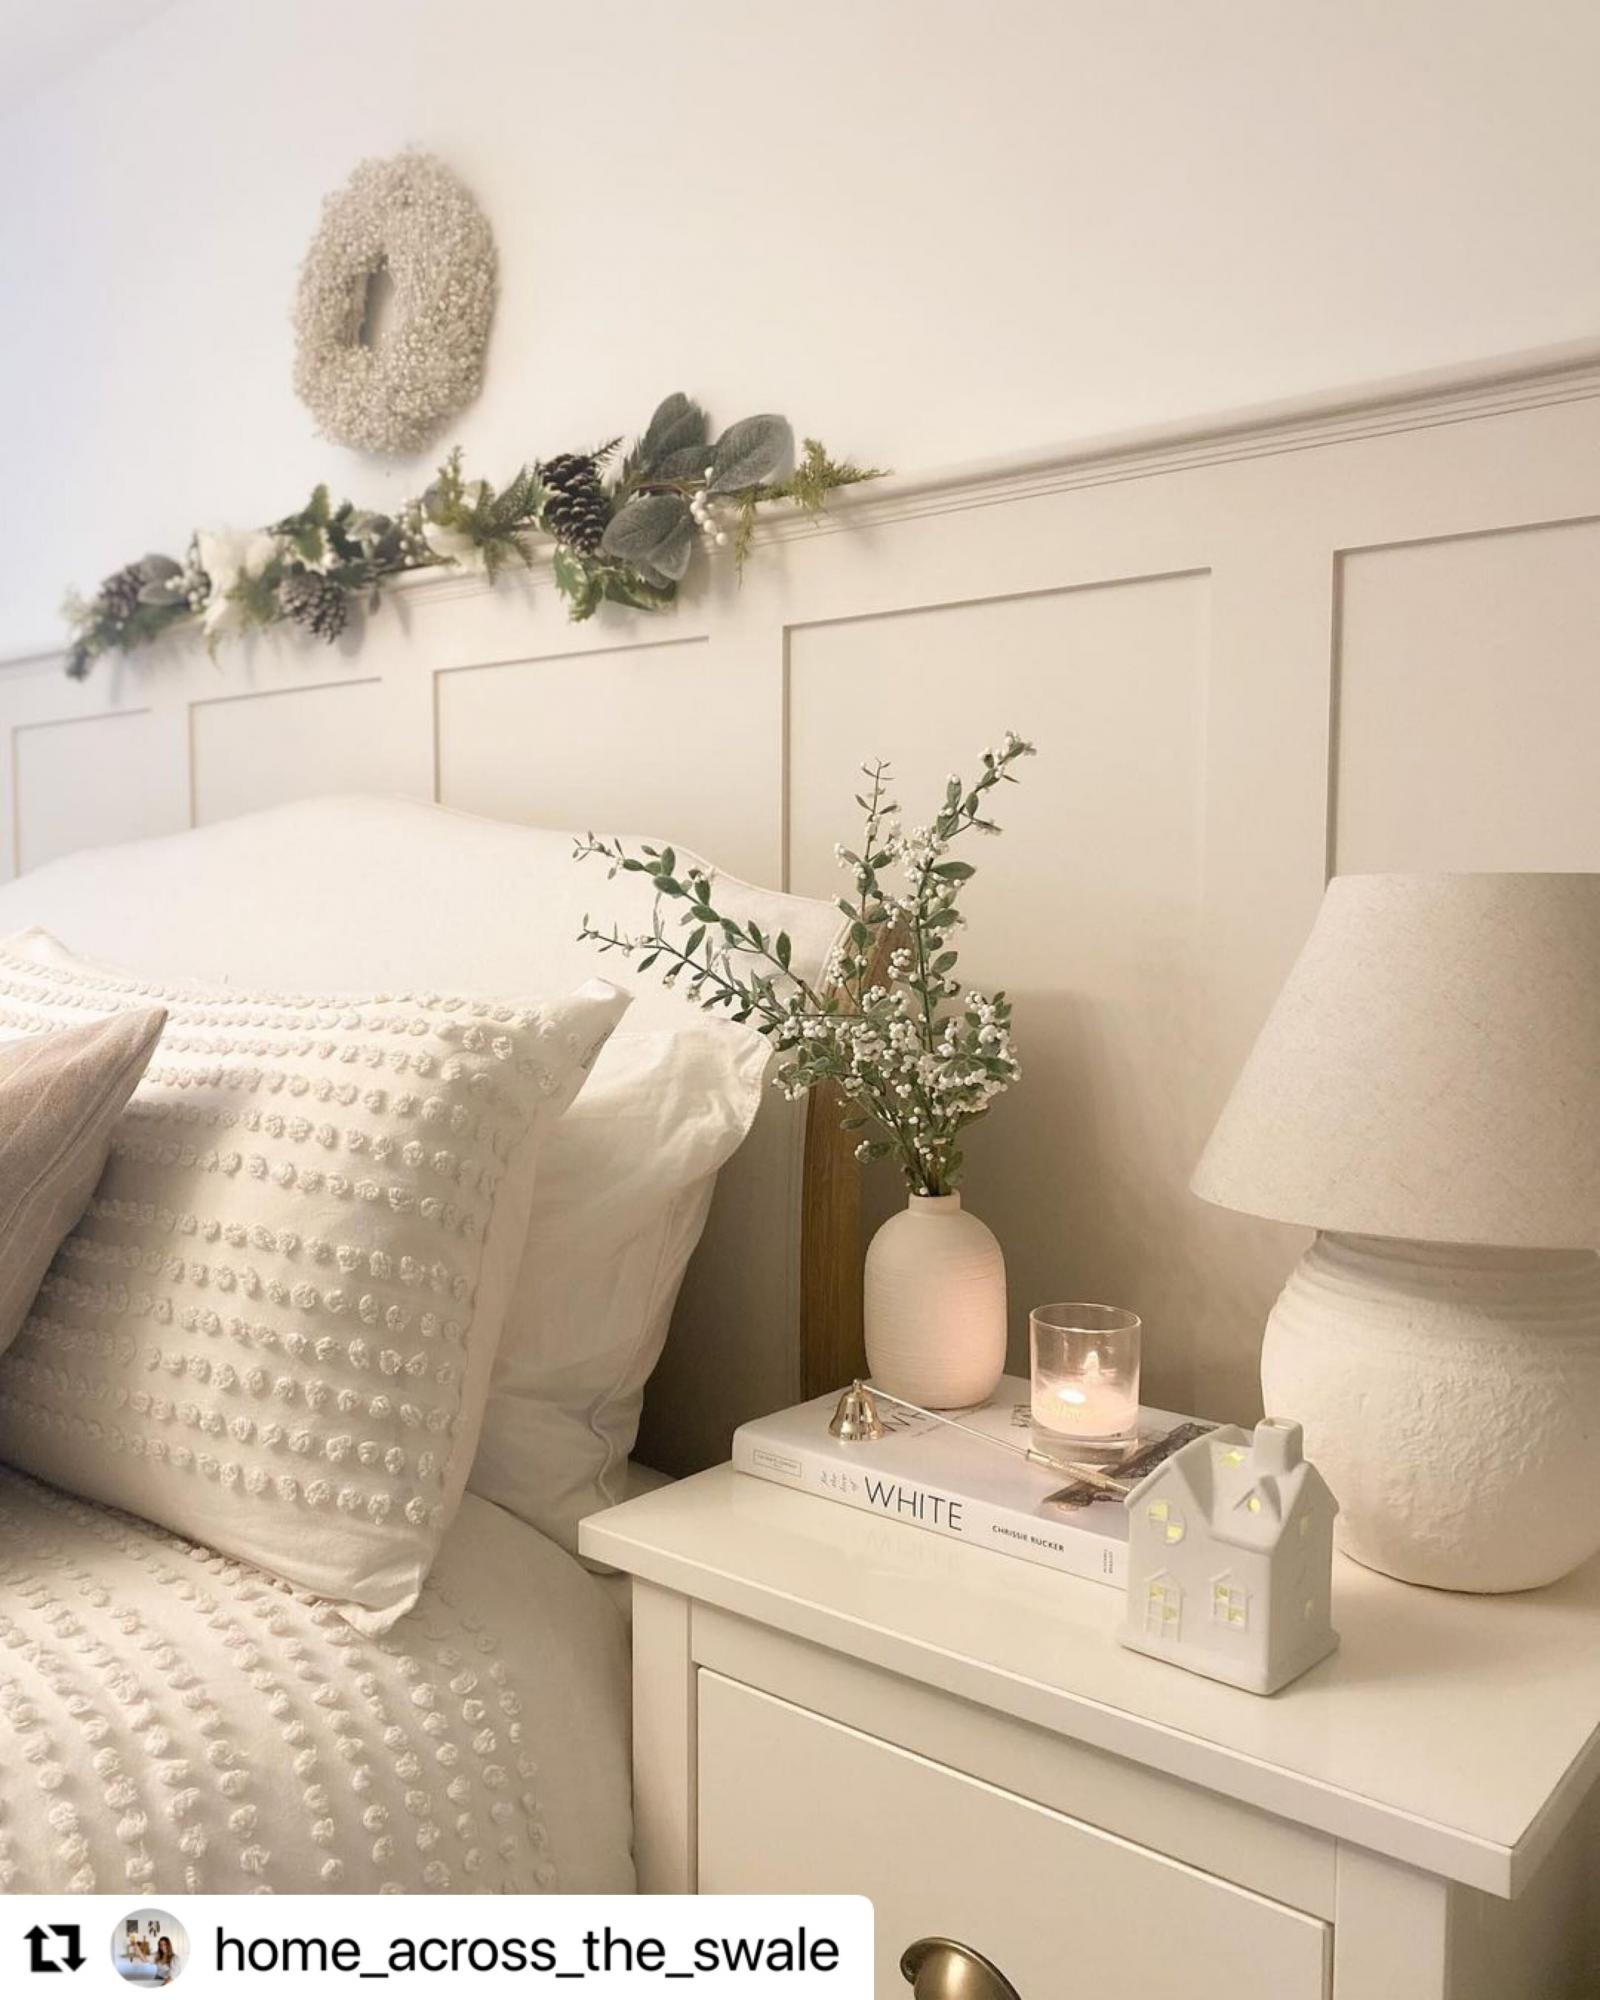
3 0 1600 656
2 358 1597 1424
2 3 1599 1425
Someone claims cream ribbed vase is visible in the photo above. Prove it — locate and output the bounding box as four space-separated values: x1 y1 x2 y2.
863 1193 1007 1409
1261 1232 1600 1592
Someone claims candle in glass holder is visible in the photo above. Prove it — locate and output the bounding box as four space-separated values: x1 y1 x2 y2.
1030 1303 1141 1445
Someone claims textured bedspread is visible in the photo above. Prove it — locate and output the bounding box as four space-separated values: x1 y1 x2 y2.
0 1471 633 1894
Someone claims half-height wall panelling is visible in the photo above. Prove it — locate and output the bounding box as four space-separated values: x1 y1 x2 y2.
13 705 187 872
787 571 1212 1410
4 352 1599 1422
434 632 782 880
189 676 394 826
1332 515 1600 874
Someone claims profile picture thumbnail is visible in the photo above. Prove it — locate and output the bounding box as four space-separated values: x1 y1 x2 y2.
112 1910 188 1985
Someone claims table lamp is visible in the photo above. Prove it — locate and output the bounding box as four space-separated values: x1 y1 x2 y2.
1192 873 1600 1593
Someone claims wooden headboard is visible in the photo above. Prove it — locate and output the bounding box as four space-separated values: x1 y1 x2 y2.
799 1083 868 1400
637 1078 866 1473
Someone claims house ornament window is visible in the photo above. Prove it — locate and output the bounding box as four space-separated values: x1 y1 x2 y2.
1144 1576 1183 1636
1145 1498 1185 1545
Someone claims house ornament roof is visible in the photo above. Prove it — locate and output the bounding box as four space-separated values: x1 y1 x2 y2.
1126 1419 1337 1556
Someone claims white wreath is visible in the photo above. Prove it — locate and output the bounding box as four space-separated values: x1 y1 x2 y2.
292 153 497 456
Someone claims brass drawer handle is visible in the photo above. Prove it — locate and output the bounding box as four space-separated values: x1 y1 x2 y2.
900 1936 1024 2000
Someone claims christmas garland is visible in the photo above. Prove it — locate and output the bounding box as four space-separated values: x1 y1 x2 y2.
63 394 879 680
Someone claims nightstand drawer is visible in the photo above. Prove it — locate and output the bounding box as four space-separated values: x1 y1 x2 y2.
697 1671 1330 1999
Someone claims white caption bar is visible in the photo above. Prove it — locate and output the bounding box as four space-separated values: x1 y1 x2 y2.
8 1895 874 1998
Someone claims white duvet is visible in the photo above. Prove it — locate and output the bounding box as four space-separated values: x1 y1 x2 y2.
0 1470 633 1894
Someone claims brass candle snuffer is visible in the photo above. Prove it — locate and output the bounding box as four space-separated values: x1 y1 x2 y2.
829 1379 1138 1500
828 1380 1213 1505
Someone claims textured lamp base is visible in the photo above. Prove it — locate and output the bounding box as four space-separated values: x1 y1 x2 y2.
1261 1233 1600 1592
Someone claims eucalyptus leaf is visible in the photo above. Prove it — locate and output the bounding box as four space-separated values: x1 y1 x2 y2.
600 493 695 582
640 392 710 468
707 414 796 495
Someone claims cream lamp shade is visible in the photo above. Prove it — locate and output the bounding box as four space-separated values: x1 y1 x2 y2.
1192 872 1600 1248
1193 871 1600 1593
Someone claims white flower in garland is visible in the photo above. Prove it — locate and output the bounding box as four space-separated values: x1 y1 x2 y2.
195 528 279 640
409 468 504 574
420 480 492 573
419 521 487 571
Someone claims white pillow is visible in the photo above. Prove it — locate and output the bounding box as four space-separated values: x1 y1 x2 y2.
470 1023 767 1547
0 929 626 1632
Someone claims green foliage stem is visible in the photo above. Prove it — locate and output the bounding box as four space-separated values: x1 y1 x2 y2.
576 732 1034 1195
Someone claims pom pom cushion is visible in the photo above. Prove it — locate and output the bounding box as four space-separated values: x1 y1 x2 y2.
0 794 852 1542
470 1022 769 1549
0 1007 167 1361
0 929 626 1632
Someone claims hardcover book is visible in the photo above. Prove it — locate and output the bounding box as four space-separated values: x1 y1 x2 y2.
732 1375 1211 1588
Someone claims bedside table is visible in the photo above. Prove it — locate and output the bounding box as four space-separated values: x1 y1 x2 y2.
581 1466 1600 2000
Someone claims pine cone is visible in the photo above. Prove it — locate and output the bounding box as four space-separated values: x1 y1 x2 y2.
537 452 611 555
277 570 349 643
98 562 146 626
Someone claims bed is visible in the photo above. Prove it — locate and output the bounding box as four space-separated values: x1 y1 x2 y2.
0 1469 630 1894
0 794 858 1894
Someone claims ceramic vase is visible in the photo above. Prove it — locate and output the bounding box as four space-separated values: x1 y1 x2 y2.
1262 1231 1600 1592
863 1192 1007 1408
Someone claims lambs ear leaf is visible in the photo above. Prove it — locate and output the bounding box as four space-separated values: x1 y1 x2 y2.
639 393 710 470
654 443 717 480
135 553 185 607
600 493 695 581
707 414 796 494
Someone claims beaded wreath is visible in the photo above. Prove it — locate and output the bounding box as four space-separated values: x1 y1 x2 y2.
292 153 497 456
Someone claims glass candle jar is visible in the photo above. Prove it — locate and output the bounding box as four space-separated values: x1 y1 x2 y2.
1029 1302 1142 1446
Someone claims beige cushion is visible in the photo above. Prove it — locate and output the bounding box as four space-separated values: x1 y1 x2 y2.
0 929 626 1633
0 1006 166 1358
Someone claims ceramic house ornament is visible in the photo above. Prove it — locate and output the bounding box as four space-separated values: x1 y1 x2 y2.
1120 1419 1338 1695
